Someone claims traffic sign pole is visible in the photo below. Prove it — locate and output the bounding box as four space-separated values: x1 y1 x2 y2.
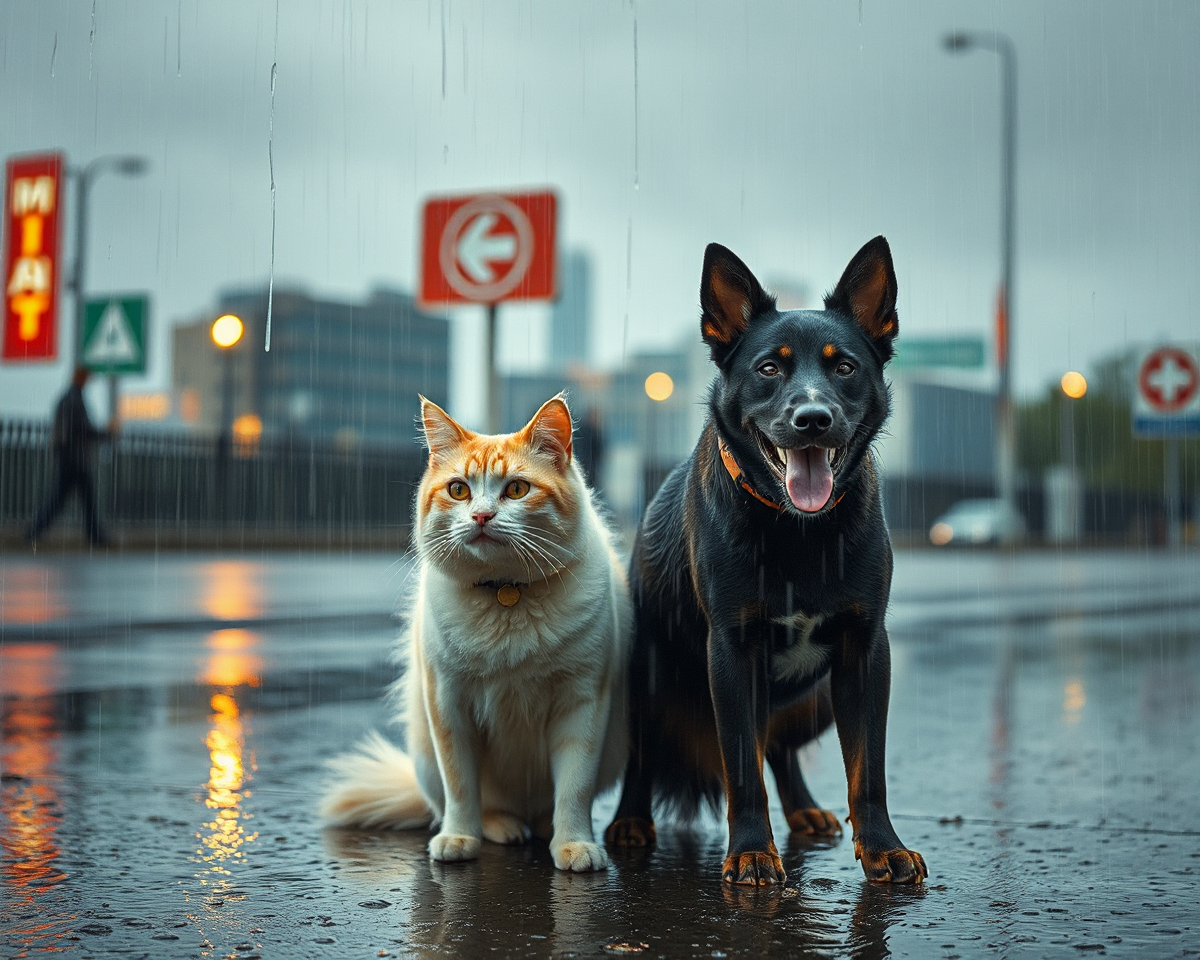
485 303 499 435
418 190 557 432
1166 438 1181 549
1132 344 1198 548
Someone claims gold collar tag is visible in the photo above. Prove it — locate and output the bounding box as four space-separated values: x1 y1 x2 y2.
496 584 521 607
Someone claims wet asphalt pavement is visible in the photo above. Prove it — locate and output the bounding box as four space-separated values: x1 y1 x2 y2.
1 548 1198 959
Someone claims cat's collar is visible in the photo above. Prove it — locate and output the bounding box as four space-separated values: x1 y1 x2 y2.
475 579 524 607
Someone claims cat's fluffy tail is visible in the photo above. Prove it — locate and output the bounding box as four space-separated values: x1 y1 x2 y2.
320 731 433 830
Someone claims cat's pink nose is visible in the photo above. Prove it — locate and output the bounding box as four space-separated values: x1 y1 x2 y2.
472 510 495 527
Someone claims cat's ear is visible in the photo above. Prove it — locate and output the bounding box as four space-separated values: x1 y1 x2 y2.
419 395 472 459
521 393 573 471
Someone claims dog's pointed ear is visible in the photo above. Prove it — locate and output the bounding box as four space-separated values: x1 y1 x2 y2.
825 236 898 361
700 244 776 365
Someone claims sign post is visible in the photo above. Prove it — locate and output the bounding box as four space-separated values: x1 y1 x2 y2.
419 190 557 433
3 152 64 362
1132 344 1200 548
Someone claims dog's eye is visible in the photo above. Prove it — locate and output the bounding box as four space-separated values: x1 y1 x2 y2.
447 480 471 501
757 361 780 377
835 361 856 377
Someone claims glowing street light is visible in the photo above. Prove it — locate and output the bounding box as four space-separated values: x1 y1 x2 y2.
210 314 244 349
1061 371 1087 400
644 371 674 402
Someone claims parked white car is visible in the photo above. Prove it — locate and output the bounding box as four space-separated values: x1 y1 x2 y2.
929 498 1026 546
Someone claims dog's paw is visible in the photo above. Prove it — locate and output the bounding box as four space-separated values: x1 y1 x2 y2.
787 807 843 837
553 840 610 872
722 849 786 886
856 845 928 884
604 816 656 847
482 811 530 846
428 832 481 863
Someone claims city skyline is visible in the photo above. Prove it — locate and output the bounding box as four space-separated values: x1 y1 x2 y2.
2 1 1198 426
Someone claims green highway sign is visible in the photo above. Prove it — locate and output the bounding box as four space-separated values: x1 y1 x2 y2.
81 295 148 374
892 336 986 369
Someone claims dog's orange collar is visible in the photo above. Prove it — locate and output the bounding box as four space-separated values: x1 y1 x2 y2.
716 436 845 513
717 436 785 511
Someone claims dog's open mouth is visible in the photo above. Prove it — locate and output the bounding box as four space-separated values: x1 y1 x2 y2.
752 427 844 514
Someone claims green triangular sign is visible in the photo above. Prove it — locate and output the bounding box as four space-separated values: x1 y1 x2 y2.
83 302 140 366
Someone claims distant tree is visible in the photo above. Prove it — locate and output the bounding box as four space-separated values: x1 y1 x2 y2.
1017 349 1199 494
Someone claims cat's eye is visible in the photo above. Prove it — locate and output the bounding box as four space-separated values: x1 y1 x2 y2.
447 480 470 501
504 479 531 500
757 361 780 377
835 361 856 377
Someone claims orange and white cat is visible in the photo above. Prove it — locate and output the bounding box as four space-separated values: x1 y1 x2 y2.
321 394 631 872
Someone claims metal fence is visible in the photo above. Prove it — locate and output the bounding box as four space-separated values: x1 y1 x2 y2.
0 420 426 539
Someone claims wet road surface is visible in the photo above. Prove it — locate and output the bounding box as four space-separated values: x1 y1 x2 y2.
1 548 1198 958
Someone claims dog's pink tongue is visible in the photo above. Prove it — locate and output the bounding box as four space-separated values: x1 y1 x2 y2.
785 447 833 513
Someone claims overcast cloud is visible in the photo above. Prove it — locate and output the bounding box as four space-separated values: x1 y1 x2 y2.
2 0 1198 423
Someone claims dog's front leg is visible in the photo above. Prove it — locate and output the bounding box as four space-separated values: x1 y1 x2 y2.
830 625 928 883
708 628 785 885
548 695 610 872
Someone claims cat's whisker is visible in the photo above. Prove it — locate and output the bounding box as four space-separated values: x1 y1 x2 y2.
514 530 582 586
509 529 560 568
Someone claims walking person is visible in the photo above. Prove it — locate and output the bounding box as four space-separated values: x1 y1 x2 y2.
27 366 117 548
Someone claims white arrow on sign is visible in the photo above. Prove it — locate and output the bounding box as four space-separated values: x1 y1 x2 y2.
457 213 517 283
83 301 140 365
438 195 535 302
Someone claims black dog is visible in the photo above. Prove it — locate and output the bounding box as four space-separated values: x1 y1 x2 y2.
605 237 927 886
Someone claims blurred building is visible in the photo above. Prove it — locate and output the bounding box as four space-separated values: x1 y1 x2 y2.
172 287 449 446
875 370 997 532
549 250 592 369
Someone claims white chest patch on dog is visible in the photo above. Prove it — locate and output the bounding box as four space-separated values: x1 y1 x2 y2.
770 610 827 681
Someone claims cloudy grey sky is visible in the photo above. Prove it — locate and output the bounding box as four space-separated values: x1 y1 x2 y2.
2 0 1198 423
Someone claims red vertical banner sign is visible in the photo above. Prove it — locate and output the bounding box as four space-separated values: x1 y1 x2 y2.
3 152 65 362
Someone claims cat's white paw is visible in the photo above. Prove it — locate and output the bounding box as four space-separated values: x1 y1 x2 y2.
482 811 530 845
552 840 609 872
429 832 481 862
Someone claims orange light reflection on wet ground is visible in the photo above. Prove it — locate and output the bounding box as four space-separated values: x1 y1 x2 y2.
1 643 71 951
201 629 263 688
0 566 67 625
199 561 264 622
195 691 258 884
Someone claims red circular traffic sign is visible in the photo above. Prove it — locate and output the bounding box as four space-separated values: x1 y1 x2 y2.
1138 347 1199 413
419 191 557 308
437 196 534 302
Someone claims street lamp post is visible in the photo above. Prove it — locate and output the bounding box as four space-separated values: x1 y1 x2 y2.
211 314 245 520
68 155 149 419
943 30 1019 541
211 313 245 454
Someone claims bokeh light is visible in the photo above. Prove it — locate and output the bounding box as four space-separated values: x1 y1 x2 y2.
1061 371 1087 399
644 372 674 402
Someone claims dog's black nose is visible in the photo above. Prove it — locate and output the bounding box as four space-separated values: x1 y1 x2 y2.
792 404 833 439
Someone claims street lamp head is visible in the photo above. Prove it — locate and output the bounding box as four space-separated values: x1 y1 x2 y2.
115 156 149 177
1061 371 1087 400
645 371 674 402
211 314 245 349
943 32 972 52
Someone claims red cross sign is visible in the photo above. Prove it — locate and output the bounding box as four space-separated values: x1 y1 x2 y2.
1133 345 1200 437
